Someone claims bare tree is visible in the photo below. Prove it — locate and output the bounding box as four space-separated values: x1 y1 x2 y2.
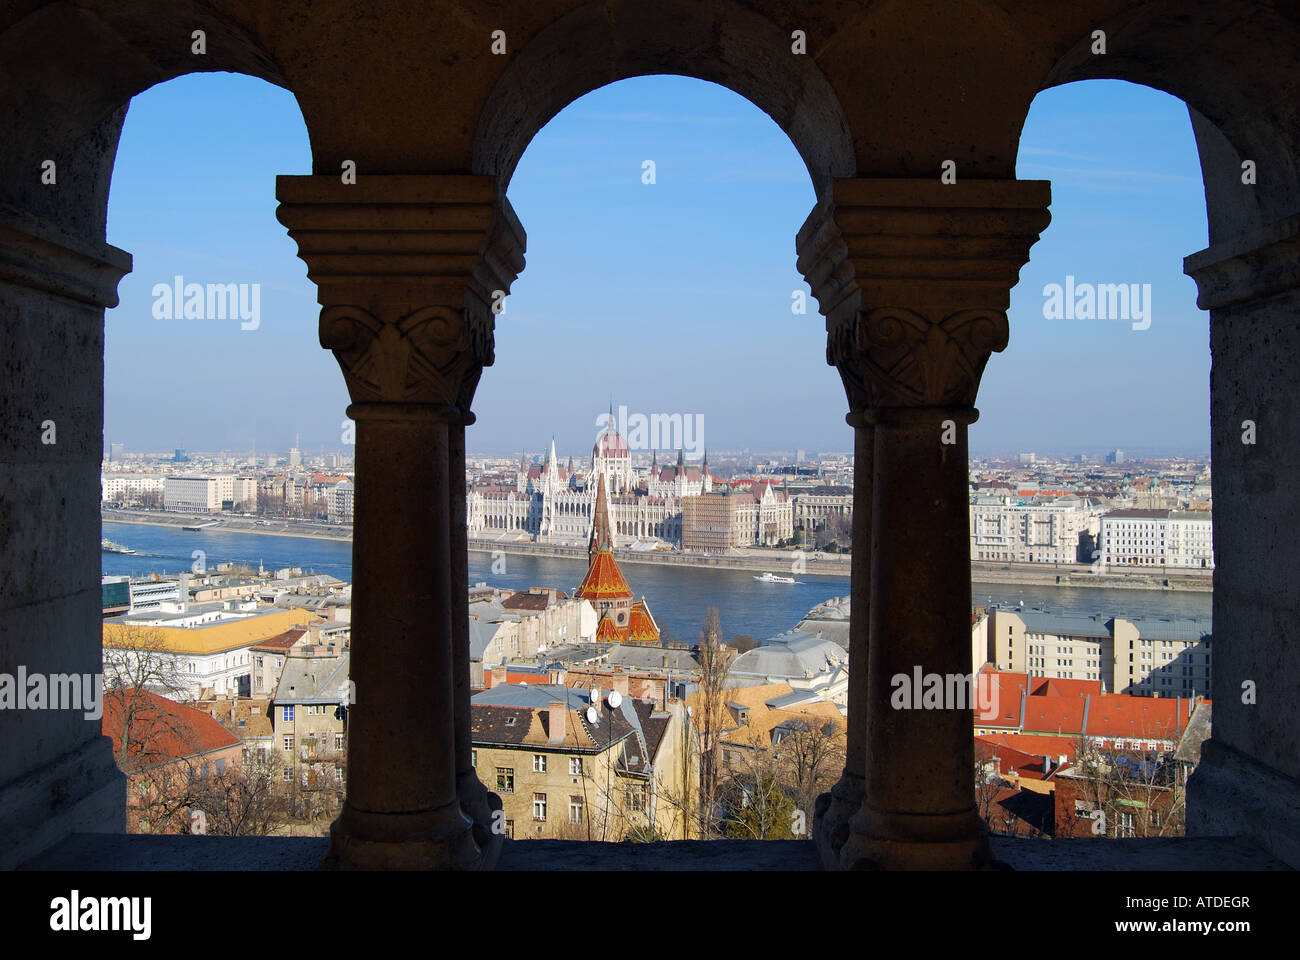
694 606 735 837
772 716 845 829
189 749 294 836
1065 735 1186 838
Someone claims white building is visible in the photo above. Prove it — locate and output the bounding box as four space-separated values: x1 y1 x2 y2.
327 479 354 523
728 629 849 708
1100 509 1214 571
468 424 713 546
101 473 165 503
970 494 1101 564
164 474 257 513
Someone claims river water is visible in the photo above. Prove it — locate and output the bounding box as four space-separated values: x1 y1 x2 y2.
102 521 1212 643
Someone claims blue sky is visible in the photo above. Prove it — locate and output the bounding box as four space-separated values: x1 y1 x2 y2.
104 73 1210 459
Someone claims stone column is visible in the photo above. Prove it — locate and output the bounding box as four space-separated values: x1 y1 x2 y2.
277 174 524 869
799 179 1050 870
1183 214 1300 868
448 416 498 845
0 204 131 868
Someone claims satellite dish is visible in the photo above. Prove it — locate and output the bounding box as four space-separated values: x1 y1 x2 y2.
586 706 599 724
607 690 623 709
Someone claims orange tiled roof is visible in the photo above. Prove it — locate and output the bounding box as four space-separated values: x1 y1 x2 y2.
102 690 240 767
596 613 626 642
626 600 659 643
576 549 633 601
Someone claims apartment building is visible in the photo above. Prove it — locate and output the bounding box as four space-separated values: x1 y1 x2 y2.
470 684 693 841
1099 508 1214 570
101 472 165 503
981 608 1212 698
272 648 350 792
164 474 256 513
681 492 737 552
681 483 795 551
969 494 1101 564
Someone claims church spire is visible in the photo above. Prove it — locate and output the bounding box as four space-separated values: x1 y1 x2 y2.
589 470 614 566
676 447 684 470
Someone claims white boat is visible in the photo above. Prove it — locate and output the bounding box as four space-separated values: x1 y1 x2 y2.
753 572 796 584
101 538 136 555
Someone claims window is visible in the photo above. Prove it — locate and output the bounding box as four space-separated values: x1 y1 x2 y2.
569 796 584 824
1117 811 1136 838
216 758 227 775
283 735 294 751
283 705 295 722
626 783 647 812
471 749 477 768
504 819 514 839
533 793 547 821
569 756 583 776
335 733 345 750
533 754 547 773
497 767 514 793
283 767 293 782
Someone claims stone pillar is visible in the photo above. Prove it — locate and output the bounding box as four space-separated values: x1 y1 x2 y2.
0 203 131 867
449 417 498 845
798 179 1050 869
1183 214 1300 868
277 174 524 869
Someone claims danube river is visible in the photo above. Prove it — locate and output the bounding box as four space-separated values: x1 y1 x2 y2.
103 521 1212 643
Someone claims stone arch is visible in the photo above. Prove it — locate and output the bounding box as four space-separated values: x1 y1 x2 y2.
0 0 299 237
470 0 855 193
1035 0 1300 241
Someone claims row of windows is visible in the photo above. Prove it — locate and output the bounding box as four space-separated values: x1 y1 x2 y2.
477 754 584 788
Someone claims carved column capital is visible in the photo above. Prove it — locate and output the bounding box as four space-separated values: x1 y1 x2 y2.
0 202 132 308
275 174 525 410
1184 212 1300 310
796 178 1050 413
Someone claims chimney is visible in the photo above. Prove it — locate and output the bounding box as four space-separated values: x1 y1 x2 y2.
611 673 629 698
490 664 507 688
547 701 566 743
590 686 601 716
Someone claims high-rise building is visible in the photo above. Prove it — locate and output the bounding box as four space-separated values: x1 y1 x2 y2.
1106 448 1125 464
109 442 124 461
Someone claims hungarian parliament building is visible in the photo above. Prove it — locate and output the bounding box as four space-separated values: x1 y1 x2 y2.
466 418 794 547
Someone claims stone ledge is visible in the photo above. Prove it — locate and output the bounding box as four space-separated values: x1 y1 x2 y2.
19 833 1288 871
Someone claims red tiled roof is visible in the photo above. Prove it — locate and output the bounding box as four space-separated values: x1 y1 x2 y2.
251 628 306 652
1032 677 1103 699
102 690 240 768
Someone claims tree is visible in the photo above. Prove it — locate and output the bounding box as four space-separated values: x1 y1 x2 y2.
188 749 294 836
730 634 757 654
720 774 797 840
772 716 845 827
694 606 735 837
1064 736 1186 838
